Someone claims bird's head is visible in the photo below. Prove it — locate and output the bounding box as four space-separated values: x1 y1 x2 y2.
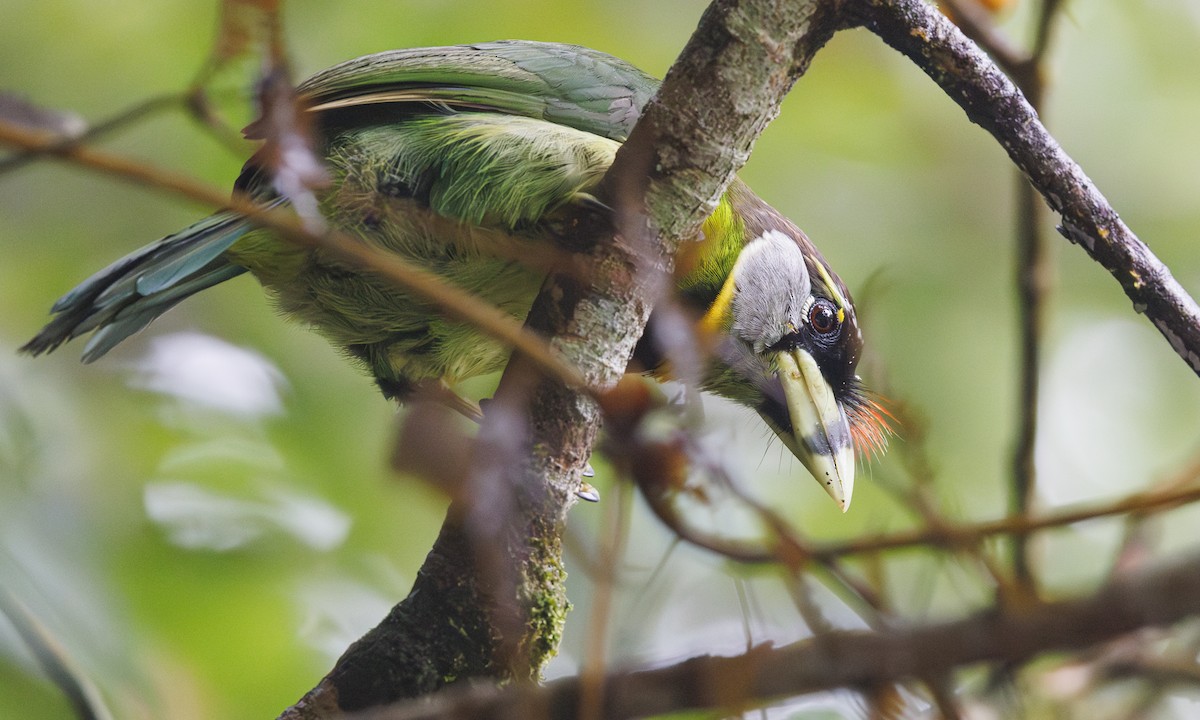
691 192 888 512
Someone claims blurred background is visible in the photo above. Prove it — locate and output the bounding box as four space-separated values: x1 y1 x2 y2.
1 1 1198 718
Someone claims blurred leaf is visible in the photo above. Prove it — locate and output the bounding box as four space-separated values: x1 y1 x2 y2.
129 332 288 419
144 482 351 552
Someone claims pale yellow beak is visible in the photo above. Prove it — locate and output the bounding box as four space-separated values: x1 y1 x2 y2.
770 349 856 512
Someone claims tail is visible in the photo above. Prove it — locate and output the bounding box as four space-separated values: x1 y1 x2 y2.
21 212 253 362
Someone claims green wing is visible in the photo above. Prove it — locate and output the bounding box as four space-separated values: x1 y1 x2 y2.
296 41 658 141
283 41 657 230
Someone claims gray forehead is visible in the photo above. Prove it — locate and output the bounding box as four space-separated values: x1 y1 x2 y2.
730 230 812 353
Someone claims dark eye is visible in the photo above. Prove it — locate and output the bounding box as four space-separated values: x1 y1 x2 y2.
808 299 839 336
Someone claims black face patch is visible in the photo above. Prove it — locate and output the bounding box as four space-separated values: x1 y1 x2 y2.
768 293 863 403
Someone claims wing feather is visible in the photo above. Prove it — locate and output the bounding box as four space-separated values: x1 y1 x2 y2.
294 41 658 141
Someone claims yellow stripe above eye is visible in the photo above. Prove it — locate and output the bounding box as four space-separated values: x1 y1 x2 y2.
812 260 848 313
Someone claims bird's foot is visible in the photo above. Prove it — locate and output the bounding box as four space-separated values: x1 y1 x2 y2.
577 479 600 503
575 460 600 501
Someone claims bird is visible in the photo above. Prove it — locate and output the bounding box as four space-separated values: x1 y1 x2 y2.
22 41 887 511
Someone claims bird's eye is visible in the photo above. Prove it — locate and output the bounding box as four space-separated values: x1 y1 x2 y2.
809 299 839 336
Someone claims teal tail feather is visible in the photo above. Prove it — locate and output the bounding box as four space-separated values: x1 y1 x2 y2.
21 212 252 362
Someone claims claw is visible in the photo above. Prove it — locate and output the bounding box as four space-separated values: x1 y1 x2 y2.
577 480 600 503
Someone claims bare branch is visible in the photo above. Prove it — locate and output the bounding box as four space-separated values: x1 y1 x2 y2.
847 0 1200 376
0 93 187 174
812 464 1200 560
1007 0 1065 599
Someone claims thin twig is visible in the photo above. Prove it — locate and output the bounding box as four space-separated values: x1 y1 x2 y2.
813 467 1200 560
0 93 184 174
924 673 963 720
938 0 1027 79
1030 0 1065 58
1009 0 1065 604
1112 623 1200 719
1010 170 1045 592
183 87 257 156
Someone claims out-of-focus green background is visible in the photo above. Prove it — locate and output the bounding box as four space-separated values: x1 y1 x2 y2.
1 1 1198 718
